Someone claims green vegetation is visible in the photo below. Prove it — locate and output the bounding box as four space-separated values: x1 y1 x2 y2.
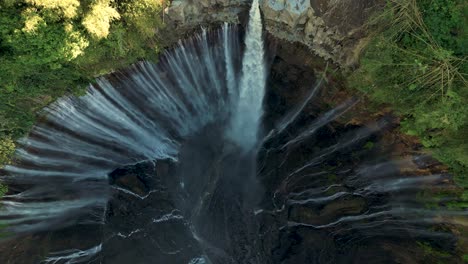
0 0 167 193
417 241 453 264
349 0 467 202
0 0 166 158
363 141 375 150
0 136 15 168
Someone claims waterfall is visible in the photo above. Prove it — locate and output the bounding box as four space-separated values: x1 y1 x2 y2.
224 22 237 100
228 0 266 151
0 26 244 234
0 1 267 236
0 2 463 263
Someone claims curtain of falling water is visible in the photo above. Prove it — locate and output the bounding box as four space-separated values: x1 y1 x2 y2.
0 24 248 235
0 2 269 262
0 0 267 235
228 0 266 151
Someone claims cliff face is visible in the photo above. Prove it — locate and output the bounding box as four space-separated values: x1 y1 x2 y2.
165 0 249 25
165 0 383 67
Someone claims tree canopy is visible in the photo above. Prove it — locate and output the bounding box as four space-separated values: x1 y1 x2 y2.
349 0 467 208
0 0 167 166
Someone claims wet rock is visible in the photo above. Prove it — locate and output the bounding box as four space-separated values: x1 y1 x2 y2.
413 155 445 170
289 195 368 226
165 0 250 29
262 0 385 66
0 224 102 264
165 0 385 67
102 161 203 264
108 163 153 197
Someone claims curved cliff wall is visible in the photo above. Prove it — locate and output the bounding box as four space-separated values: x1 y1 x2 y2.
165 0 384 67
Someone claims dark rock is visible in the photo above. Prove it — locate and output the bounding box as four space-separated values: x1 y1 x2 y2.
166 0 386 67
102 160 203 264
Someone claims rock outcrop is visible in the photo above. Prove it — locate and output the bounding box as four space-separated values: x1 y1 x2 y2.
165 0 384 67
165 0 249 26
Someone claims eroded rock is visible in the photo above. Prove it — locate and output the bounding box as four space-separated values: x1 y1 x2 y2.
165 0 385 67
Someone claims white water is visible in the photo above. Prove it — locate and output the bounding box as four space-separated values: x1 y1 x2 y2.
0 28 240 233
0 1 267 235
43 244 102 264
0 2 461 262
228 0 266 151
224 22 237 101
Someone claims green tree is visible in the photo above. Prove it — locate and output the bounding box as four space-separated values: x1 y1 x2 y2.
0 0 166 178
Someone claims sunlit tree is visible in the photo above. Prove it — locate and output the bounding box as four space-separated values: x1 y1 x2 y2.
82 0 120 39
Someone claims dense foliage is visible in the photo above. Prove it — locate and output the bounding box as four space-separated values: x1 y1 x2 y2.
0 0 166 168
350 0 467 198
350 1 467 258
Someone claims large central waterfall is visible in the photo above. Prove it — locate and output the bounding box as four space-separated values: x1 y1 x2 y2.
0 1 465 263
229 0 266 150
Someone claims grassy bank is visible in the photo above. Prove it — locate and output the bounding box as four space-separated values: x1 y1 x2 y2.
0 0 167 172
349 0 467 205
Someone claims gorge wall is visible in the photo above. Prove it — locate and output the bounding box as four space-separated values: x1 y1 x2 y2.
165 0 384 67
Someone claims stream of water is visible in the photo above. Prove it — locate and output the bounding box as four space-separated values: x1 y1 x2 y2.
228 0 266 151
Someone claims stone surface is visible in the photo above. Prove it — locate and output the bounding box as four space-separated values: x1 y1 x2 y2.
165 0 385 67
103 161 203 264
165 0 250 29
